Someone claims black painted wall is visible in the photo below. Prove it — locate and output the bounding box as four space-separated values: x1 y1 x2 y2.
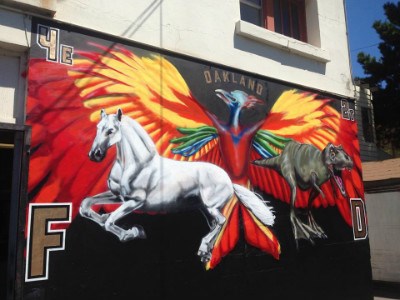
21 17 373 300
23 192 373 300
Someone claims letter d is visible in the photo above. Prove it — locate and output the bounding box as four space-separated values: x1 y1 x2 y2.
350 198 368 240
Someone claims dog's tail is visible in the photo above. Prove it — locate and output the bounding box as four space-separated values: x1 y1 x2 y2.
233 184 275 226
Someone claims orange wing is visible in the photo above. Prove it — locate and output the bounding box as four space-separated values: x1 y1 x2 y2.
27 44 279 268
249 90 364 226
27 44 222 220
70 43 218 160
27 44 247 269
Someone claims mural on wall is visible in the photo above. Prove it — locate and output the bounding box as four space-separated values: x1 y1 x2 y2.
25 20 367 281
80 108 276 265
253 141 354 247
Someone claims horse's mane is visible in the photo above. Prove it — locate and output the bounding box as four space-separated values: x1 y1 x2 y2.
121 115 157 155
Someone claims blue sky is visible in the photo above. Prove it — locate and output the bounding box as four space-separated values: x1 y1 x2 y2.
345 0 390 78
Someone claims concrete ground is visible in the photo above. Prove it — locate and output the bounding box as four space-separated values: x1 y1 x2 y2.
373 281 400 300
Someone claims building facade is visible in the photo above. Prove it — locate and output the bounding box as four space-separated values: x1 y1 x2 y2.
0 1 372 299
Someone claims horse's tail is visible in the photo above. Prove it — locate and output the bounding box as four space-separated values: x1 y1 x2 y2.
233 184 275 226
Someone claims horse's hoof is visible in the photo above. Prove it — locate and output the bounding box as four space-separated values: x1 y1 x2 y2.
119 230 136 242
201 256 210 263
137 229 146 239
119 227 146 242
120 234 135 242
197 250 211 262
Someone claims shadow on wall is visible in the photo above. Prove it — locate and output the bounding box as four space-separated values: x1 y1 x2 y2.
233 35 327 75
121 0 164 40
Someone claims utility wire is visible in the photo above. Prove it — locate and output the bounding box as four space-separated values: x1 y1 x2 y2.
351 43 380 52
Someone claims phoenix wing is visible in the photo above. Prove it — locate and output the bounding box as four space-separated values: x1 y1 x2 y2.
27 43 219 218
27 44 279 269
249 90 364 226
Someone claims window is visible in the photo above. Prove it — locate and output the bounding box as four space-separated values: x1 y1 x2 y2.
361 107 375 143
240 0 307 42
240 0 263 26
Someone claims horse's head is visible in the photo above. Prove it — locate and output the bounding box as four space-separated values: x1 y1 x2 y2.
89 109 123 162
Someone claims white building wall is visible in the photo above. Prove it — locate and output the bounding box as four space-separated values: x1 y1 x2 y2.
0 8 30 124
0 0 354 122
53 0 354 98
0 55 19 123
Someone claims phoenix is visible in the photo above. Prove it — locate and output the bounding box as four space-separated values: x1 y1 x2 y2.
26 43 364 269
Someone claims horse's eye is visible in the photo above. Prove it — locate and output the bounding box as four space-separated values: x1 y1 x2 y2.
106 129 113 136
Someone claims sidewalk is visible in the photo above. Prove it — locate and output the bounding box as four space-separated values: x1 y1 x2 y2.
373 281 400 300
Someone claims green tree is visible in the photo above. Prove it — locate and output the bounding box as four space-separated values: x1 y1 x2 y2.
357 1 400 157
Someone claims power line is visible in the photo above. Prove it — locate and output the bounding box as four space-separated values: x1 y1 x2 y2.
351 43 380 52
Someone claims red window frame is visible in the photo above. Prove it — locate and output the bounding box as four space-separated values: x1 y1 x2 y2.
240 0 307 42
263 0 307 42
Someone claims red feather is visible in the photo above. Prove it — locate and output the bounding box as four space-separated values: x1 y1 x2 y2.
250 91 364 227
27 50 280 269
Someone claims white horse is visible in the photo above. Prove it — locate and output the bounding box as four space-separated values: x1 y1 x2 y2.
80 108 275 262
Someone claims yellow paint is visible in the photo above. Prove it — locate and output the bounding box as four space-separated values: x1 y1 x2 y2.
247 209 281 254
205 195 238 270
70 50 207 128
268 90 340 144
